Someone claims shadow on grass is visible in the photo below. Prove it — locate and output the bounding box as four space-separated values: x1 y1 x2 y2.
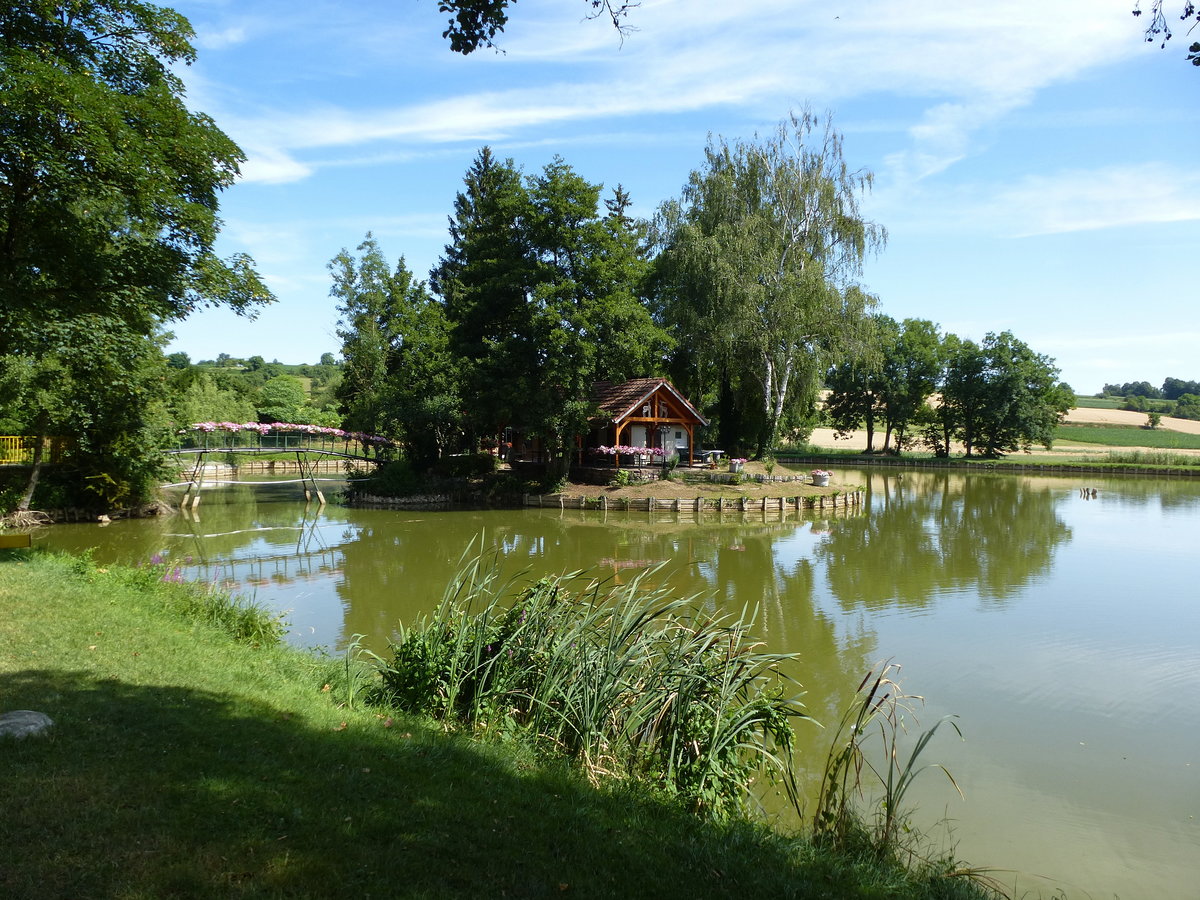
1 669 817 899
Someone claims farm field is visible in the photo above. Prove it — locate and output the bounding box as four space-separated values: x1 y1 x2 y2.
806 405 1200 457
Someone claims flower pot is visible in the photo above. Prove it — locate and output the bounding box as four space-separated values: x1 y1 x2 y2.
730 461 744 473
811 473 830 486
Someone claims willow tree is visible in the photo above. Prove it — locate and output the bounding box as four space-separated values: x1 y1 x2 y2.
652 110 884 456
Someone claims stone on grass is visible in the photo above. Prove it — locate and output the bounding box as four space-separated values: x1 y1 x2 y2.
0 710 54 739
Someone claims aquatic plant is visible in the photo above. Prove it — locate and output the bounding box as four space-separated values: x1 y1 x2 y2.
812 661 962 856
376 547 810 820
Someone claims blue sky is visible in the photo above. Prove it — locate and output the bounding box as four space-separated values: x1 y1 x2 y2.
166 0 1199 394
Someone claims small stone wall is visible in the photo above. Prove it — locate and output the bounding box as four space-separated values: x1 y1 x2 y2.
524 491 864 512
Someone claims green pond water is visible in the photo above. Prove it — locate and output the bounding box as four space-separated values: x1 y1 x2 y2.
34 468 1200 899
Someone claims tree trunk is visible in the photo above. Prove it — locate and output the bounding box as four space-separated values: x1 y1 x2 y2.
16 435 45 512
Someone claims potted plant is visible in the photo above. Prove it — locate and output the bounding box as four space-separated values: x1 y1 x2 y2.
730 457 747 474
811 468 831 486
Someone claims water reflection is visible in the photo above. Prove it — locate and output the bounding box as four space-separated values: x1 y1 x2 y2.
32 472 1200 899
819 471 1072 609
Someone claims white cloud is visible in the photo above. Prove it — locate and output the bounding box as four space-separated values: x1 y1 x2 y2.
996 165 1200 235
195 24 248 49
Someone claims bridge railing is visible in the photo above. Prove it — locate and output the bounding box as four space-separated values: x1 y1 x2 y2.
0 436 71 465
173 423 396 459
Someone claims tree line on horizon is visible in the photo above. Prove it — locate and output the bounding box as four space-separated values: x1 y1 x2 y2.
1098 378 1200 421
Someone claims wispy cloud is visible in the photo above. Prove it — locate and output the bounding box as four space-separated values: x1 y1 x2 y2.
996 165 1200 235
193 0 1146 186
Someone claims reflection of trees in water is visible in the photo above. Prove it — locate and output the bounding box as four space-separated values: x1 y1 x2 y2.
820 472 1072 610
485 512 878 745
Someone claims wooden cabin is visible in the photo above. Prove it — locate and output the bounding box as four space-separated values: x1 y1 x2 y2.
586 378 709 467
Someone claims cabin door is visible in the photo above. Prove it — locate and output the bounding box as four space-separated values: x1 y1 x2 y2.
630 425 647 448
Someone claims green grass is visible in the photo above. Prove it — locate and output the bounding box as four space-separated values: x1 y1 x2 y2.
1054 423 1200 450
1071 395 1123 409
0 551 1000 899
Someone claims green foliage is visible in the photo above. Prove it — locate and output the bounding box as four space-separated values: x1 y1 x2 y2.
0 1 271 339
168 371 257 429
256 375 310 424
0 1 271 511
610 468 635 487
1146 411 1162 429
813 662 962 859
433 148 668 465
1162 377 1200 400
377 550 810 820
1175 393 1200 421
936 331 1072 457
433 452 498 478
652 109 883 457
361 459 423 497
331 234 461 466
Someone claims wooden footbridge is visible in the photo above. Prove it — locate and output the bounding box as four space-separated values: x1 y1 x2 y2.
166 428 391 509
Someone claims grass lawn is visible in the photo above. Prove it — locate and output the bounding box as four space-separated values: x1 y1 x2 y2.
1 551 996 900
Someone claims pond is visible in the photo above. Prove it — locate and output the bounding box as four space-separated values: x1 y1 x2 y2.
33 469 1200 899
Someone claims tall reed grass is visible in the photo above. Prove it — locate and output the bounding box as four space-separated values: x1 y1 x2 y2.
812 662 962 856
1102 449 1200 467
374 548 810 820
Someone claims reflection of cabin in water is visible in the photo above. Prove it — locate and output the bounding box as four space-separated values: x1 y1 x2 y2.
587 378 708 466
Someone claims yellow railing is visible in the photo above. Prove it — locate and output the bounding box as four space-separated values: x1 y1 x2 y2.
0 436 71 465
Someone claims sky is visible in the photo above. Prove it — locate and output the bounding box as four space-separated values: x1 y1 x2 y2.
164 0 1199 395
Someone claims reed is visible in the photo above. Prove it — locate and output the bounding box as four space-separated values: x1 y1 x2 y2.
1101 449 1200 467
376 548 810 820
811 661 962 857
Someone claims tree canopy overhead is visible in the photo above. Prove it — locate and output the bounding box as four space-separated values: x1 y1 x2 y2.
0 0 272 349
1134 1 1200 65
437 0 638 53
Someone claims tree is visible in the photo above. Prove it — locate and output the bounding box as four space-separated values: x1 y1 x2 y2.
878 318 943 453
0 1 271 512
1175 393 1200 420
0 2 271 345
166 351 191 370
437 0 637 54
434 148 666 474
652 110 884 457
0 318 173 511
169 371 257 430
939 331 1072 457
331 234 407 437
257 375 309 424
1134 2 1200 66
1162 377 1200 400
332 235 461 465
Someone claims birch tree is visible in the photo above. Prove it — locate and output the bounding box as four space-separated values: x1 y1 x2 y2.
653 110 884 456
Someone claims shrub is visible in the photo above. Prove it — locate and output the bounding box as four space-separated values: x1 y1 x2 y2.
361 459 422 496
434 452 497 478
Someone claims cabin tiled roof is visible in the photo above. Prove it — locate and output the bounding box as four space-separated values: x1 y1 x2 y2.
590 378 709 425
